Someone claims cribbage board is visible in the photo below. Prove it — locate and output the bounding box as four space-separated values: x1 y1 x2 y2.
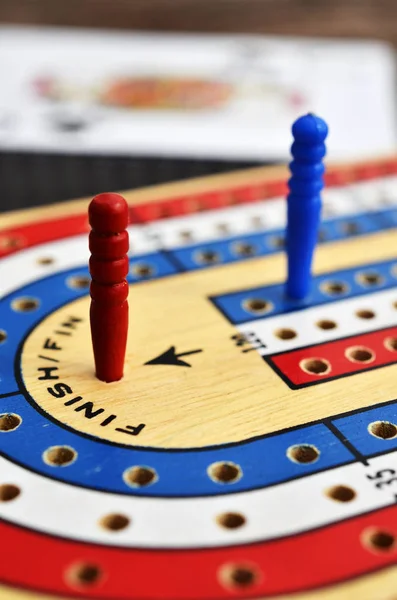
2 156 397 600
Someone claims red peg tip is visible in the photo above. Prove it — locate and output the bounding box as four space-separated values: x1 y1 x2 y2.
89 193 129 234
89 193 130 383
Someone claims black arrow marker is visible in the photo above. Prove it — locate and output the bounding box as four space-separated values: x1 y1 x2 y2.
144 346 203 367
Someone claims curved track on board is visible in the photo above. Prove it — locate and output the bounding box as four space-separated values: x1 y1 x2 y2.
2 161 397 599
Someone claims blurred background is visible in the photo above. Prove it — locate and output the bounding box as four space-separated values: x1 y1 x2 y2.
0 0 396 212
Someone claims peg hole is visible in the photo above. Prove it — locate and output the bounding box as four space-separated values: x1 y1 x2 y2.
37 256 55 266
356 309 375 320
345 346 375 364
384 337 397 352
217 223 231 235
179 230 194 242
0 330 7 343
194 249 221 265
67 276 90 290
11 297 39 312
208 461 242 484
67 563 103 588
274 328 297 340
217 512 246 529
321 281 348 296
0 484 20 502
43 445 77 466
326 485 356 503
232 242 257 257
0 413 21 432
316 319 337 330
363 529 396 552
123 466 157 488
341 221 360 235
0 236 22 250
300 358 330 376
219 563 259 589
132 263 154 278
268 235 285 249
100 513 130 532
243 298 273 315
369 421 397 440
251 215 263 229
357 272 383 287
287 444 320 464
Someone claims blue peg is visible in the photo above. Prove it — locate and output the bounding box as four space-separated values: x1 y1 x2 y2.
286 113 329 300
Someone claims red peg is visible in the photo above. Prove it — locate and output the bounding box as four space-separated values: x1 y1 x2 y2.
88 193 129 383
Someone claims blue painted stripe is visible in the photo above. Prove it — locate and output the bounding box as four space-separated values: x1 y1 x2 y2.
0 393 354 497
211 257 397 325
332 402 397 457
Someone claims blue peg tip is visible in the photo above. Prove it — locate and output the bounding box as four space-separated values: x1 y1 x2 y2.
292 113 328 144
286 113 328 300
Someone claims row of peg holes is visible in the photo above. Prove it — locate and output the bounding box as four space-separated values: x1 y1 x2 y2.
179 215 270 243
39 259 153 280
1 413 396 589
37 256 155 279
301 337 397 377
0 479 391 593
1 413 396 475
193 236 285 265
0 213 382 256
243 271 392 317
1 413 396 447
53 523 397 591
0 301 388 346
2 267 156 318
191 219 390 264
4 286 391 328
181 216 368 250
266 308 379 344
5 268 392 318
14 223 365 273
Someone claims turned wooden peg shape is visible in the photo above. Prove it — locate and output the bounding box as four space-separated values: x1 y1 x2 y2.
88 193 130 383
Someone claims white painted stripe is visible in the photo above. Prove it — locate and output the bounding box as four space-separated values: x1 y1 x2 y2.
378 175 397 206
322 179 395 218
146 176 397 247
145 198 286 249
237 287 397 356
0 226 157 298
0 452 395 548
335 177 397 212
322 187 360 218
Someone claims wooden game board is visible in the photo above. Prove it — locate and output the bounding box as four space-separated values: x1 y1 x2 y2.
2 157 397 599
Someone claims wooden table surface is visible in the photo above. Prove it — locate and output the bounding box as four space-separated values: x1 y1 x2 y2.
1 0 396 45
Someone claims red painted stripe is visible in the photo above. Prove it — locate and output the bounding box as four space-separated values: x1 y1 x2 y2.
0 209 142 259
270 327 397 388
0 214 90 258
2 505 397 598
